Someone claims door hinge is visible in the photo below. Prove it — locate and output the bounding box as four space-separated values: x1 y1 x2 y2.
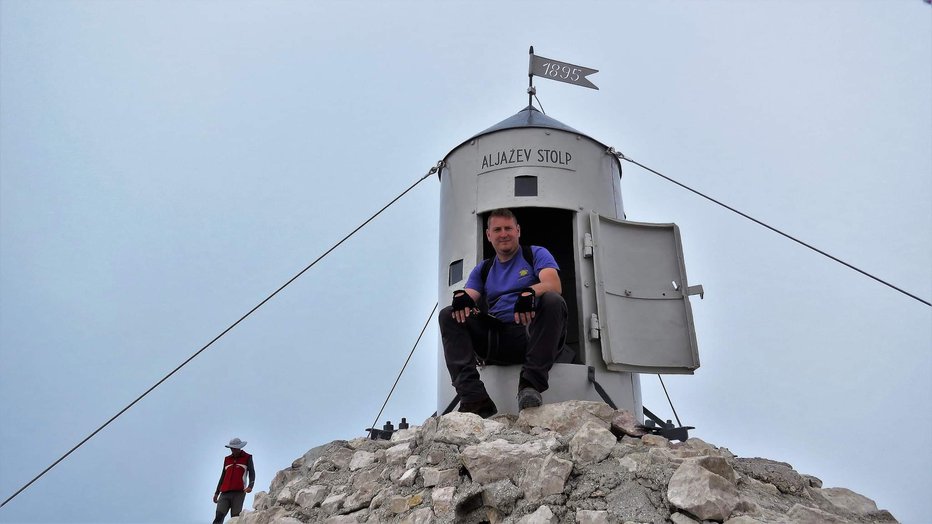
583 233 594 258
589 313 601 340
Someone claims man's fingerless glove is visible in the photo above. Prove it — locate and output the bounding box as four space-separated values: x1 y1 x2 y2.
514 287 536 314
452 290 476 311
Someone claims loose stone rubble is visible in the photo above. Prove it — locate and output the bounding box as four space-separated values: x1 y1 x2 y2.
228 400 897 524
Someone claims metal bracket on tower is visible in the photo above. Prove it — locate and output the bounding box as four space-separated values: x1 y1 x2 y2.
366 417 410 440
642 406 694 442
687 284 705 299
605 146 626 160
587 366 617 410
429 160 446 179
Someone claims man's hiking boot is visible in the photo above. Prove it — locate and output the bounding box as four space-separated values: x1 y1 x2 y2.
459 396 498 418
517 387 542 410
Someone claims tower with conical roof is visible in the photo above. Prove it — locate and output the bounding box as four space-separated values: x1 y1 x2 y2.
437 105 702 421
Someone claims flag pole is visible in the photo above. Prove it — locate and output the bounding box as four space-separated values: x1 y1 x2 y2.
528 46 535 107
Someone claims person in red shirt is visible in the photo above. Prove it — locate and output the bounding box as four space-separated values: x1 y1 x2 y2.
212 438 255 524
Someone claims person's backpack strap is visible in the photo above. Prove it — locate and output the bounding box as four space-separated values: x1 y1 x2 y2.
522 244 534 273
480 257 493 286
480 245 536 286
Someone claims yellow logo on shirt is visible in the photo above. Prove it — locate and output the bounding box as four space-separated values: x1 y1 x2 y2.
519 269 529 277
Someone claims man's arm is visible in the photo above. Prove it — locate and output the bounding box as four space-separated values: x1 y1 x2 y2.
514 268 561 325
213 467 225 502
246 456 255 493
530 268 561 296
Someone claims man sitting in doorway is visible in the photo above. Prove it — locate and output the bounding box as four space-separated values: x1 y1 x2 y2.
439 208 567 417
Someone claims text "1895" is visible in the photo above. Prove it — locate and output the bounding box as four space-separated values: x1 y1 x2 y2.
541 62 581 81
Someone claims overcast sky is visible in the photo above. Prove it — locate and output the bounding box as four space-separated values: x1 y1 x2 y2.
1 1 929 523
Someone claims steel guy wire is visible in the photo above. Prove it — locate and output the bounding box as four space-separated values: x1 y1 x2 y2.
366 302 439 439
609 149 931 308
0 165 439 510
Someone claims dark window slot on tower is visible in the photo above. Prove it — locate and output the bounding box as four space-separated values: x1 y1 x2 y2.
448 259 464 286
514 176 538 197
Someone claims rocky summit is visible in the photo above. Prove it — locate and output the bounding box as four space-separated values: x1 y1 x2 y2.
229 401 896 524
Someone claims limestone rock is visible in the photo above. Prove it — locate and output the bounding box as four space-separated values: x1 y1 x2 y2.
251 490 268 510
268 468 300 496
321 516 359 524
667 457 739 521
432 412 506 446
617 455 638 472
400 507 435 524
682 437 715 452
576 509 611 524
295 443 330 470
517 505 558 524
391 427 420 443
351 466 381 489
233 507 285 524
270 517 304 524
342 480 379 512
460 438 551 484
387 495 409 514
670 512 700 524
398 467 418 487
421 466 459 487
320 492 345 515
275 486 295 505
481 479 521 514
386 442 414 465
640 433 670 447
724 517 764 524
741 474 780 496
431 486 456 514
803 474 823 488
516 400 614 437
731 498 761 517
295 485 328 509
252 401 895 524
520 453 573 501
698 455 736 483
407 491 426 508
611 409 648 437
369 488 388 510
734 457 808 495
348 450 377 471
648 445 704 465
819 486 878 515
570 421 617 464
425 443 456 465
786 503 848 523
319 445 354 471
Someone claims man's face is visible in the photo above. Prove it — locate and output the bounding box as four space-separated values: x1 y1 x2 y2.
231 448 243 457
486 215 521 258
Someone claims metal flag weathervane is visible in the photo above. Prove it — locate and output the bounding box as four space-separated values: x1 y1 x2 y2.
528 46 599 90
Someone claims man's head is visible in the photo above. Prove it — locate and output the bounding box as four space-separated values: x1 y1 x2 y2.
486 208 521 260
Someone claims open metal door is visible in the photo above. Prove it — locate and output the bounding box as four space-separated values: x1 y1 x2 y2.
589 213 701 374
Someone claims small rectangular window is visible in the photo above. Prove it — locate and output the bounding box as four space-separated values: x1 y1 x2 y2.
448 259 464 286
515 175 538 197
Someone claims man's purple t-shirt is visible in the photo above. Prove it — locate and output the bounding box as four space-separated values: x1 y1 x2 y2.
465 245 559 323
